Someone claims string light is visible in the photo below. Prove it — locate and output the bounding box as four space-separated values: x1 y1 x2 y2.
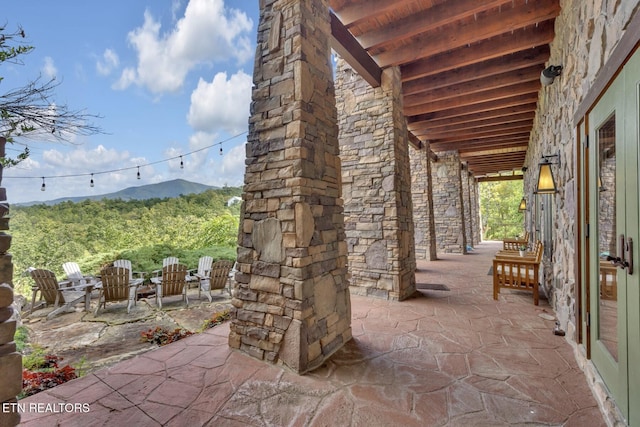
3 131 246 191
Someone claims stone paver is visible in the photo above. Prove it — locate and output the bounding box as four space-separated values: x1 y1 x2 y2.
18 241 605 426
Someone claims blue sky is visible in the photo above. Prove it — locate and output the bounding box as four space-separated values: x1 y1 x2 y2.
2 0 259 203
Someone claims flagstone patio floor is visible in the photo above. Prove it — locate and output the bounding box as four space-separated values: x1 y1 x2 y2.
18 241 605 426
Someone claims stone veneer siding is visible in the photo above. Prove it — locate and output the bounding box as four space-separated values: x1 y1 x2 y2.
409 143 438 260
432 151 467 254
524 1 639 424
231 0 351 374
336 59 417 301
461 168 472 248
471 178 481 245
0 137 20 427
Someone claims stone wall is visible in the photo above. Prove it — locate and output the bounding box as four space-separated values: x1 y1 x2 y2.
0 137 20 427
524 1 639 424
432 151 467 254
336 60 417 300
409 144 438 260
525 0 638 330
231 0 351 374
470 177 481 245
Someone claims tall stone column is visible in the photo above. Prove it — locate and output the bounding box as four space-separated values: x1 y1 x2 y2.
461 166 472 249
470 177 481 245
0 137 20 427
230 0 351 374
409 143 438 260
432 151 467 254
336 60 417 301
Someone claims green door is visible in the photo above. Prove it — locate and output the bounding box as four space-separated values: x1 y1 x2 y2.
588 48 640 424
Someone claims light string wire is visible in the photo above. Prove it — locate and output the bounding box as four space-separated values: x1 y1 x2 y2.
2 131 247 185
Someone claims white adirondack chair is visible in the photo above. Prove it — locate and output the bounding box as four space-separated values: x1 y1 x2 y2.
62 261 91 286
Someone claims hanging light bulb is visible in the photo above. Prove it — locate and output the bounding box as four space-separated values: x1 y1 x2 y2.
180 156 184 169
137 166 141 180
41 177 46 191
90 173 95 187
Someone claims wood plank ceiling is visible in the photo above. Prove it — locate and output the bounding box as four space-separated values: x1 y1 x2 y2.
329 0 561 179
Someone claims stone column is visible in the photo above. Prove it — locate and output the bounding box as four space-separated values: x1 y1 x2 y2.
336 60 417 301
432 151 467 254
409 143 438 260
230 0 351 374
471 177 482 245
461 166 472 249
0 137 20 427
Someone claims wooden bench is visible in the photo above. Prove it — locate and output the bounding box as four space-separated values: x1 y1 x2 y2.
493 242 543 305
502 231 530 251
495 240 543 260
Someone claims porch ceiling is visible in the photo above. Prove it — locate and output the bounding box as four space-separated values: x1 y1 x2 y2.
329 0 561 178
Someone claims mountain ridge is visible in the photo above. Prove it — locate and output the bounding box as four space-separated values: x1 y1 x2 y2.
17 179 217 206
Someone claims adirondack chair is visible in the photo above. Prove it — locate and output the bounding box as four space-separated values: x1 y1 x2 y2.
189 256 213 288
62 261 92 286
198 260 232 302
95 266 144 314
113 259 146 281
155 263 189 309
29 269 85 319
151 257 179 280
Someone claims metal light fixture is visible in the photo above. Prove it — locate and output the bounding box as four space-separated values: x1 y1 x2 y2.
518 197 527 212
535 151 560 194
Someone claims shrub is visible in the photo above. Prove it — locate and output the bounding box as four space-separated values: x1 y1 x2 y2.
201 310 231 331
140 326 194 346
21 354 78 398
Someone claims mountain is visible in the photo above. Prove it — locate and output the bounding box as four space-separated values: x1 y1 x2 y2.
18 179 217 206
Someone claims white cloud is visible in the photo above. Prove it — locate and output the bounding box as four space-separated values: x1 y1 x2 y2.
187 71 251 134
116 0 253 94
96 49 120 76
42 57 57 79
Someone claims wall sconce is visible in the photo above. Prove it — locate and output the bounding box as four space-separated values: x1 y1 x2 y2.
540 65 562 86
536 151 560 194
518 197 527 212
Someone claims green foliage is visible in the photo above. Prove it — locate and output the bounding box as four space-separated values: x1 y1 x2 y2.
11 188 241 296
14 326 29 353
479 180 525 240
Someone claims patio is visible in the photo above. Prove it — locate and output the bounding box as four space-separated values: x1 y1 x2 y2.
18 240 604 426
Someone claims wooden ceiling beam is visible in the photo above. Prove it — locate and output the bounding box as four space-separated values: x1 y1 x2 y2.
408 112 535 134
412 118 534 139
329 0 414 27
329 11 382 87
402 47 549 96
404 80 541 116
477 175 524 182
408 103 537 130
358 0 509 50
374 0 560 67
423 125 533 144
401 21 555 82
460 146 528 157
431 135 530 150
403 66 540 107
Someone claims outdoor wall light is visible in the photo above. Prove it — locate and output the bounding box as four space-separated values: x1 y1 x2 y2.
535 152 560 194
540 65 562 86
518 197 527 212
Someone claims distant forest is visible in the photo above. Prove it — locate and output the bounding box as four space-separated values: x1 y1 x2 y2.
11 187 242 296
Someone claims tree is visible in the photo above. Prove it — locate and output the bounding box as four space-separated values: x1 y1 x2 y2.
0 24 102 166
479 180 524 240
